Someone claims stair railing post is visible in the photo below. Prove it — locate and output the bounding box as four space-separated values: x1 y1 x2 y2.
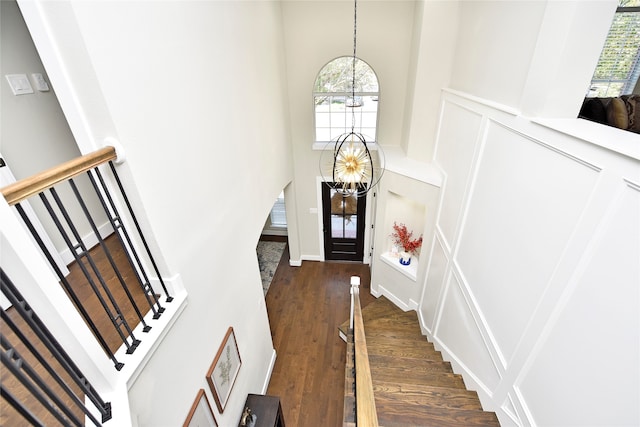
349 276 360 331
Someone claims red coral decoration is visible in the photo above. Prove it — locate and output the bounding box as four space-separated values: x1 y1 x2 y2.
391 222 423 255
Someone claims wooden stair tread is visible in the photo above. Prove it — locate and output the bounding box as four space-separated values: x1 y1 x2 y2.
368 354 453 373
376 404 501 427
372 369 465 389
373 381 483 410
364 313 421 325
366 345 444 360
364 328 432 342
366 335 435 350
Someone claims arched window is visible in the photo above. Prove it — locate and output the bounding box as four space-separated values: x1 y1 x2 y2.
313 56 379 143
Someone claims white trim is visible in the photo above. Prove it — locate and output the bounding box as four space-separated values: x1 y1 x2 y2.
379 251 418 281
261 349 278 395
288 259 302 267
17 0 100 154
376 284 411 312
442 88 521 117
123 285 188 389
533 117 640 161
315 177 326 262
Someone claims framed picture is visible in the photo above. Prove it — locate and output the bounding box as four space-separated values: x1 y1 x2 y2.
183 389 217 427
207 327 241 413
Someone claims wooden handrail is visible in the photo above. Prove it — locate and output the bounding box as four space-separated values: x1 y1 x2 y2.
0 146 117 206
353 290 379 427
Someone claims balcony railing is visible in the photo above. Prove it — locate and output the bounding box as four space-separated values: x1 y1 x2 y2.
1 145 174 425
1 269 112 426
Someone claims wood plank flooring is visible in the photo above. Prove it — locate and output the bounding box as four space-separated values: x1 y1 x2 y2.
265 242 375 427
3 234 497 427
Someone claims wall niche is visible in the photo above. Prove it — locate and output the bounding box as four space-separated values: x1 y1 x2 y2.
371 169 441 310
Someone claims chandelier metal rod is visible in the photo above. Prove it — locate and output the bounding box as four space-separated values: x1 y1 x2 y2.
351 0 358 131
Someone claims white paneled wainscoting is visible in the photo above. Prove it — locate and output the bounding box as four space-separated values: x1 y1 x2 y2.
417 90 639 426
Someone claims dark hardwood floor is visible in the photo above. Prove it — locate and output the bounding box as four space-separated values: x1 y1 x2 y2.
265 243 376 427
2 234 374 426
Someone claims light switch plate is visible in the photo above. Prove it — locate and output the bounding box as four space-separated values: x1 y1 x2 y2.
31 73 50 92
5 74 34 95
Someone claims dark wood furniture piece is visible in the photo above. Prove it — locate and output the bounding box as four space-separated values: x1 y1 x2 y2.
239 394 285 427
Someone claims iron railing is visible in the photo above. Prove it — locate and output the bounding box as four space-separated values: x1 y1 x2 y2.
1 269 112 426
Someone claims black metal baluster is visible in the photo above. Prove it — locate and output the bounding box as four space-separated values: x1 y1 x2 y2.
108 162 173 302
89 167 165 320
40 189 140 355
0 386 46 427
0 269 112 423
13 203 123 371
68 177 153 332
1 337 84 426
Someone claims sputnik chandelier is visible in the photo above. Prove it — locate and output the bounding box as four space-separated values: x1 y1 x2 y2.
319 0 385 198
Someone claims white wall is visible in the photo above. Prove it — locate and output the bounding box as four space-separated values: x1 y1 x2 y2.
449 0 617 119
423 88 639 427
414 1 639 425
280 0 417 262
18 1 294 426
1 0 107 256
0 0 78 177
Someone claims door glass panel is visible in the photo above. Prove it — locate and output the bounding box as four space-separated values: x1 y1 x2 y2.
331 215 358 238
331 215 345 238
330 190 358 238
344 215 357 238
330 191 357 214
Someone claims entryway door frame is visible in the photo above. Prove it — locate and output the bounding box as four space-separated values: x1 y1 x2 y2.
316 177 375 264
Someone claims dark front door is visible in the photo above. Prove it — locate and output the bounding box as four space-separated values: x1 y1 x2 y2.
322 183 366 261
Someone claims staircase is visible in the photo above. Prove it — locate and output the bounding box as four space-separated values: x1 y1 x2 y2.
342 296 500 427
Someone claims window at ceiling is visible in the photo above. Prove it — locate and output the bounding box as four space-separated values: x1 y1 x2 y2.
313 57 379 144
587 0 640 98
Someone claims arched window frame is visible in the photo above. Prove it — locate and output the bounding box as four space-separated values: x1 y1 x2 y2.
312 56 380 149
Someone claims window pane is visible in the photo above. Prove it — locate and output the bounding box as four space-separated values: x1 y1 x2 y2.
316 112 330 127
330 215 358 238
589 6 640 97
316 128 331 142
330 191 357 214
269 192 287 227
314 57 379 143
314 57 378 93
331 215 344 238
344 216 357 238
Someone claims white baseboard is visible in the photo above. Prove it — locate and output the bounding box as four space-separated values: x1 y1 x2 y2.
261 349 278 394
377 285 411 312
289 259 302 267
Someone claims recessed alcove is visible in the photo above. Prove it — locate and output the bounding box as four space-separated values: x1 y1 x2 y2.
371 162 442 309
380 190 426 281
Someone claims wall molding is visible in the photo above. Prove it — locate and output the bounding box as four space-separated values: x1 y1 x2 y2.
421 89 640 426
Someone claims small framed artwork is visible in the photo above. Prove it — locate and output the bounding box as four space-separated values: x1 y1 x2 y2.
183 389 217 427
207 327 241 413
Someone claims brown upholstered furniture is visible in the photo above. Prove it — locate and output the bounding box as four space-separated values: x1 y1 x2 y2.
579 94 640 133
